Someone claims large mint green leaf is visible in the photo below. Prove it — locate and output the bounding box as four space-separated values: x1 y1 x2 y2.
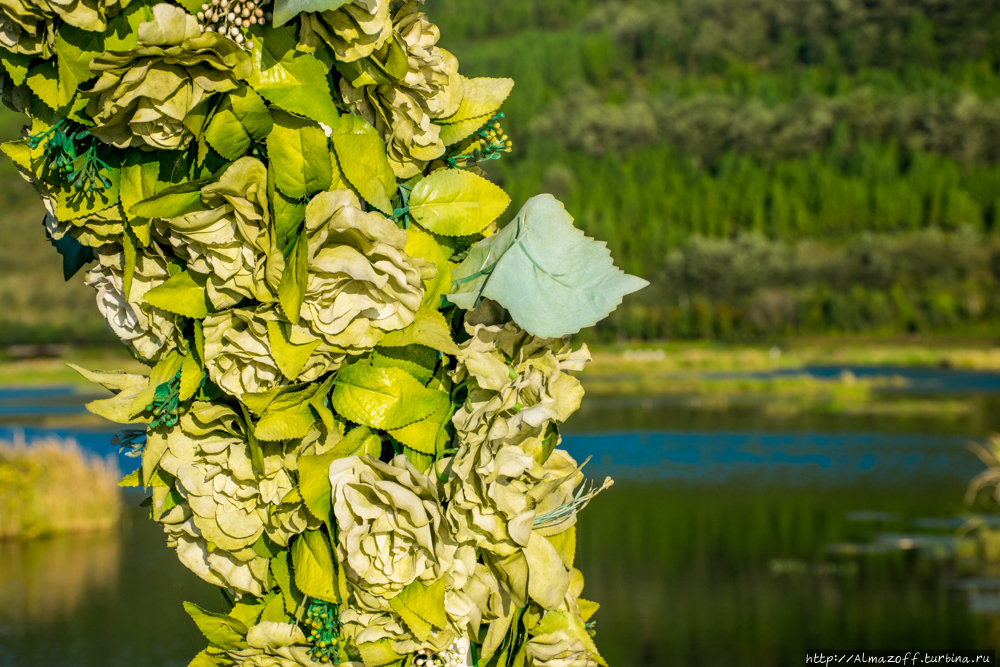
247 24 339 127
408 169 510 237
143 270 210 319
330 114 395 215
273 0 349 26
268 109 333 199
331 364 448 430
292 529 339 604
447 195 648 338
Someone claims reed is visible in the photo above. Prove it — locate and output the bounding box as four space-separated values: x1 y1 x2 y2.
0 435 122 539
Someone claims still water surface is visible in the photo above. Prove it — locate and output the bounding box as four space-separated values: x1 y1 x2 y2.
1 368 998 666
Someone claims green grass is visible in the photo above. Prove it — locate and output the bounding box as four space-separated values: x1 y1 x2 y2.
0 436 122 539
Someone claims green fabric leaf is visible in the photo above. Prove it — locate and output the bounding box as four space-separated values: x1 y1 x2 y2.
129 178 210 218
270 550 303 614
408 169 510 237
179 351 204 402
268 109 333 199
524 532 570 611
229 84 273 140
292 529 339 604
255 387 318 441
26 61 61 113
388 402 449 456
278 232 309 323
205 105 251 161
298 450 338 529
183 602 249 649
229 595 270 626
405 225 452 309
389 577 448 641
371 344 436 383
187 650 233 667
143 270 211 319
327 425 381 459
330 114 395 215
439 114 491 148
56 174 121 222
273 0 349 27
267 320 322 381
378 308 460 356
120 152 163 217
442 77 514 125
1 52 31 86
357 641 403 667
447 195 649 337
332 364 449 430
118 469 141 487
122 227 136 301
259 591 288 623
247 24 339 127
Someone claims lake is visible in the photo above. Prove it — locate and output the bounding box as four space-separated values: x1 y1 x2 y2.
1 366 998 666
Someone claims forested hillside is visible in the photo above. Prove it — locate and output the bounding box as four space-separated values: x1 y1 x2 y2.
3 0 1000 343
433 0 1000 340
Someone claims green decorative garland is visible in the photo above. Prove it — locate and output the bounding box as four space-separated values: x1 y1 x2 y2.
0 1 647 665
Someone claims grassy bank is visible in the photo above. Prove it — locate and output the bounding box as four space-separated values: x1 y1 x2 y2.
0 436 122 539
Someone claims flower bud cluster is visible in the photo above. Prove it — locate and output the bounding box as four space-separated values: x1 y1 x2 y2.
197 0 271 48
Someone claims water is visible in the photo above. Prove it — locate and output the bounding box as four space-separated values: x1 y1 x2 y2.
1 367 998 666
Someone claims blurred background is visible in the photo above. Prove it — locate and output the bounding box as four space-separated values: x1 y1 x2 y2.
6 0 1000 665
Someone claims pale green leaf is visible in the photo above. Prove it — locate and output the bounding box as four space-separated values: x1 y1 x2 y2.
143 270 210 319
447 195 648 337
441 77 514 126
205 105 251 161
408 169 509 237
247 23 339 127
267 320 321 381
255 388 318 441
26 61 61 113
405 225 452 309
388 403 449 456
330 114 395 215
267 109 333 199
229 84 273 140
120 152 163 217
260 591 288 623
298 449 338 528
122 227 136 301
327 425 381 459
439 114 491 147
129 178 210 218
524 532 570 611
331 364 448 430
179 351 204 402
378 308 460 356
188 650 233 667
183 602 249 648
357 641 404 667
270 550 303 614
371 347 435 384
278 232 309 322
118 469 141 487
1 52 30 86
273 0 349 27
292 529 339 604
389 577 448 641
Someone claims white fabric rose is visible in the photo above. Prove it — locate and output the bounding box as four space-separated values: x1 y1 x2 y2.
86 244 181 363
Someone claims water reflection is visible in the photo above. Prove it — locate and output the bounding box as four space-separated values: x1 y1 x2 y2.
0 375 997 666
0 529 120 626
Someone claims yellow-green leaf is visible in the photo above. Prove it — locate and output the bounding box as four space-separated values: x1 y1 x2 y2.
408 169 510 237
266 320 321 381
331 364 449 430
268 109 333 199
330 114 395 215
379 309 460 356
143 270 210 319
292 529 339 604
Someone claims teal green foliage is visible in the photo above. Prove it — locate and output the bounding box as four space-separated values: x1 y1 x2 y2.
428 0 1000 340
